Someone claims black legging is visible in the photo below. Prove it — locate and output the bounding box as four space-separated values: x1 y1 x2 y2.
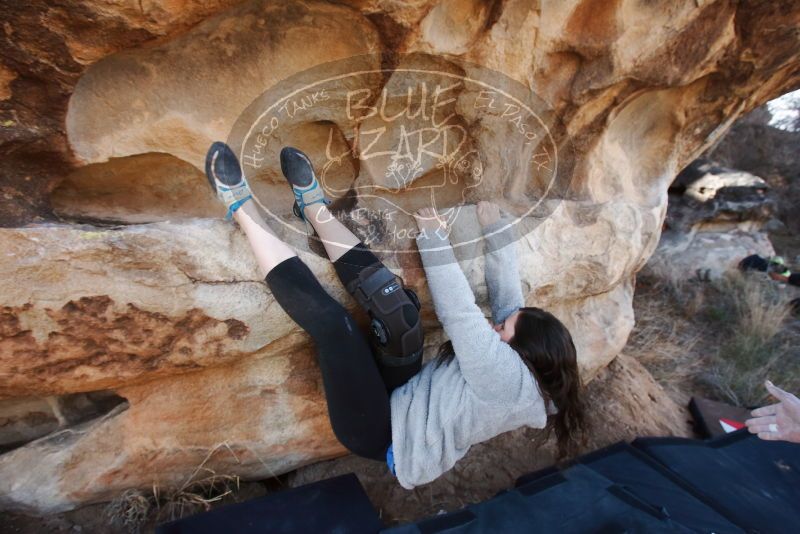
265 243 414 461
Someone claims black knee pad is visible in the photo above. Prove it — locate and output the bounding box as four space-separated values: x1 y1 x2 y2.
345 264 424 370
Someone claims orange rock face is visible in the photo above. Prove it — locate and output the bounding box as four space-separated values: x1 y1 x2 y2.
0 0 798 514
1 337 346 514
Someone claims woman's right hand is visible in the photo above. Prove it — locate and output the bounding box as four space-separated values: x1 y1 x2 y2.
477 201 501 227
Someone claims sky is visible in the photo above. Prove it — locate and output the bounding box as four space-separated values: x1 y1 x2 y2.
767 89 800 131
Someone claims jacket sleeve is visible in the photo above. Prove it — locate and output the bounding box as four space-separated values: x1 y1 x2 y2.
416 228 533 403
482 218 524 324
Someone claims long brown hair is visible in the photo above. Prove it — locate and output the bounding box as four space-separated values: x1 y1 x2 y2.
436 307 586 458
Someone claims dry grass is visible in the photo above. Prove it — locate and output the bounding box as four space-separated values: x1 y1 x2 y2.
105 489 152 532
630 267 800 408
105 443 243 533
628 273 710 405
154 472 241 523
700 272 799 406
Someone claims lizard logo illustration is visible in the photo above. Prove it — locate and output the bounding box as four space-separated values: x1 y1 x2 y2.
316 99 484 233
229 53 569 264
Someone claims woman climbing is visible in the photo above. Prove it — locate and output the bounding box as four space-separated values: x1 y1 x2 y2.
205 142 585 489
205 142 423 462
402 204 587 487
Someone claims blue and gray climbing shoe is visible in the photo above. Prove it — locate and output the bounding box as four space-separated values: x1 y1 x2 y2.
205 141 253 220
279 146 331 222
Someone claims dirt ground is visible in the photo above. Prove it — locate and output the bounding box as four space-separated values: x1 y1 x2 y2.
0 353 692 533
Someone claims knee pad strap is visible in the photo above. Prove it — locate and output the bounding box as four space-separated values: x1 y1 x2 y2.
346 264 424 364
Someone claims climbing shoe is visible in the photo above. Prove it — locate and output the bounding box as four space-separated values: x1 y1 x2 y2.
279 146 331 222
205 141 253 220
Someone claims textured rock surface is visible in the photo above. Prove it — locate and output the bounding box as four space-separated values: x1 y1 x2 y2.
65 1 382 169
0 200 641 399
1 0 799 514
0 337 345 514
0 392 125 451
0 353 692 530
667 158 775 233
0 0 247 226
649 229 776 282
707 104 800 235
1 220 280 398
650 158 780 281
50 154 219 224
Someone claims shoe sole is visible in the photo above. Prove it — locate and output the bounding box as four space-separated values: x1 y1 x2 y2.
205 142 243 192
280 146 315 188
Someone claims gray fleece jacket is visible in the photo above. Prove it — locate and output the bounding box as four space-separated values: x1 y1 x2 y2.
389 219 549 489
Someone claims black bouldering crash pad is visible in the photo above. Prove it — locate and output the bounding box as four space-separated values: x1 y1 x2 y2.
155 473 383 534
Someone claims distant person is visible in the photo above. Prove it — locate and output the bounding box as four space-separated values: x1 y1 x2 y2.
745 381 800 444
738 254 799 286
739 254 800 316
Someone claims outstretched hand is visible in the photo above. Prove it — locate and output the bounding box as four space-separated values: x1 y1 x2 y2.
477 201 501 227
414 207 449 238
745 380 800 443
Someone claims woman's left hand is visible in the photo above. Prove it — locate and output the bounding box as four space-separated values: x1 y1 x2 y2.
414 207 448 235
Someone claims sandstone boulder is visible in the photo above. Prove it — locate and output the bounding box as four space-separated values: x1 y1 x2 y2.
648 229 776 282
0 199 643 510
650 158 781 281
667 159 775 233
0 339 343 514
65 0 383 169
0 0 798 515
1 198 646 399
0 392 125 452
